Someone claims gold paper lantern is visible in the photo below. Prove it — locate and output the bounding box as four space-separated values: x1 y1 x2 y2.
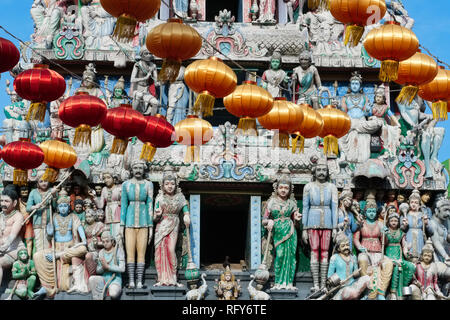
291 103 324 153
317 105 351 157
395 51 438 105
39 139 77 183
419 67 450 121
257 97 304 149
146 18 202 83
364 21 419 82
223 81 274 135
184 57 237 117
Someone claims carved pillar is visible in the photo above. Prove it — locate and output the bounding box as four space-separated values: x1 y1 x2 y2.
243 0 253 22
189 194 201 267
278 0 288 24
249 196 262 269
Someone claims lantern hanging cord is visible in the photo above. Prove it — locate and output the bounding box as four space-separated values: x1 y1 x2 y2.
419 45 450 69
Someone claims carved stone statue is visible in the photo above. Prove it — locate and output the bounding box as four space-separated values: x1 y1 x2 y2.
153 172 190 287
31 0 64 48
257 0 276 23
261 51 289 98
292 51 322 109
75 63 106 101
285 0 303 24
214 265 241 300
173 0 189 19
163 66 189 125
336 187 360 251
385 0 414 29
79 0 116 49
120 160 154 289
302 159 338 292
262 175 301 290
49 77 72 140
84 208 105 277
130 48 160 115
3 80 31 143
429 197 450 264
105 76 128 109
8 248 37 299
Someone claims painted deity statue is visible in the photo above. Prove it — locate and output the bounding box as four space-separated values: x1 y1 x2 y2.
327 233 370 300
173 0 189 19
130 48 160 116
33 193 88 298
385 0 414 29
261 51 289 99
292 51 322 109
397 95 444 179
26 175 58 254
3 80 31 144
88 231 126 300
9 248 37 299
0 186 26 287
18 186 33 258
336 186 361 251
339 72 385 163
49 78 72 140
79 0 116 49
286 0 303 24
30 0 64 47
401 190 433 262
94 170 122 244
302 159 338 292
84 209 105 277
411 240 445 300
120 160 154 289
75 63 106 101
257 0 276 23
214 266 241 300
154 172 190 287
353 196 393 299
163 66 189 125
105 76 128 109
429 197 450 284
421 191 433 220
262 175 301 290
383 212 416 300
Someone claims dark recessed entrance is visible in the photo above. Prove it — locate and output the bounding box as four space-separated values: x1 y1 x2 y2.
205 0 240 22
200 194 249 268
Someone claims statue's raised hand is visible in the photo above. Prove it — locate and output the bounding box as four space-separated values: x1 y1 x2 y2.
266 219 274 232
302 230 309 245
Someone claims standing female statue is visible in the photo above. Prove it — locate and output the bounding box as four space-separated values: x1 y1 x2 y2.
153 172 190 287
262 175 302 290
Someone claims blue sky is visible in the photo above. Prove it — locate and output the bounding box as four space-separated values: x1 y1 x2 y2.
0 0 449 160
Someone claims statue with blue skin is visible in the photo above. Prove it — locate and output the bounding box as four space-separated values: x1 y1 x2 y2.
33 193 88 298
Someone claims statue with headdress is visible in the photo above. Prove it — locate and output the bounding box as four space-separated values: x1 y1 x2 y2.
336 186 360 251
153 171 190 287
261 50 289 98
214 265 241 300
262 174 301 290
33 192 89 298
31 0 64 48
302 158 338 293
75 63 106 102
120 160 154 289
105 76 128 109
3 79 31 144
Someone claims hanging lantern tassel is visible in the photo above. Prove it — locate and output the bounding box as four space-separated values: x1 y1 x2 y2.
291 134 305 154
140 143 157 162
431 101 448 121
193 91 215 118
185 145 200 163
73 124 92 146
272 132 290 149
26 102 47 122
159 58 182 83
112 14 137 42
323 135 339 157
13 169 28 186
42 167 59 183
237 117 257 136
396 85 420 105
344 25 365 47
379 60 400 83
111 137 129 155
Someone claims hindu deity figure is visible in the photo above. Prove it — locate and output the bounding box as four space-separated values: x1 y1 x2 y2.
261 51 289 99
302 159 338 292
30 0 64 48
8 248 37 299
120 160 154 289
385 190 399 211
163 66 189 125
0 186 26 287
292 51 323 109
130 48 160 116
327 233 371 300
18 186 33 257
285 0 304 24
75 63 106 101
26 174 58 254
262 175 301 290
383 212 416 300
397 96 444 179
257 0 276 23
429 197 450 281
94 170 122 243
153 172 190 287
336 186 360 250
173 0 189 19
49 77 72 140
411 240 445 300
338 72 385 163
88 231 125 300
385 0 414 29
214 265 241 300
105 76 128 109
421 191 433 219
401 190 433 262
79 0 116 49
73 199 86 227
3 80 31 144
84 209 105 276
33 193 88 298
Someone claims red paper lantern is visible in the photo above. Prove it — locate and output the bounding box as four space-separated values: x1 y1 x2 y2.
59 92 107 146
137 114 175 161
14 64 66 122
2 138 44 186
101 104 147 154
0 37 20 73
